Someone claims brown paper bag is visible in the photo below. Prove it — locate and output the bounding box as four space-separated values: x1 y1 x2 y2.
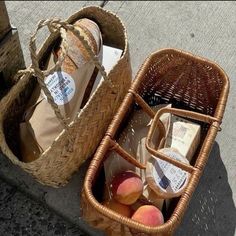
103 104 171 209
20 18 102 162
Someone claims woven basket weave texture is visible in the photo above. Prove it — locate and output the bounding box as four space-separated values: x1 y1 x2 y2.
0 6 132 187
82 48 229 235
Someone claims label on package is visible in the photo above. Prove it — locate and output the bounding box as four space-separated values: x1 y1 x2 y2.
148 148 190 195
164 115 201 161
44 71 75 105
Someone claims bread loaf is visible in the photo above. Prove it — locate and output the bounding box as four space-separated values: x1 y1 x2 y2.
20 18 102 162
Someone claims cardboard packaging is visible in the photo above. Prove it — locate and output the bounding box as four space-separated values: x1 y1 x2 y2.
164 115 201 162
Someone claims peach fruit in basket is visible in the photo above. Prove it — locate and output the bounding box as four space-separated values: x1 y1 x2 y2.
110 170 143 205
131 205 164 227
103 199 132 217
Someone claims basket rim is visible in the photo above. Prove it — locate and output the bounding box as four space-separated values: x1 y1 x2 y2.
83 48 230 233
131 47 230 98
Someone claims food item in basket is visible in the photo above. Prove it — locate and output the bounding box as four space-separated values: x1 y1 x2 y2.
103 104 171 184
131 205 164 226
20 18 102 162
141 186 165 210
110 170 143 205
164 115 201 162
103 104 171 207
103 199 132 217
144 115 200 207
146 148 190 198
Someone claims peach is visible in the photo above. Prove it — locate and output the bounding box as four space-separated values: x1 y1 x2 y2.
131 205 164 226
103 199 132 217
110 170 143 205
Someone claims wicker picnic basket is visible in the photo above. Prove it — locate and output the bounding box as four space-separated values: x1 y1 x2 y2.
82 48 229 235
0 6 131 187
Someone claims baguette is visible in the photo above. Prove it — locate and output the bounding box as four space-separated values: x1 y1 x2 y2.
20 18 102 162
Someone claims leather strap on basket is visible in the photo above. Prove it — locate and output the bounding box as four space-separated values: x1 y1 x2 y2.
29 18 113 130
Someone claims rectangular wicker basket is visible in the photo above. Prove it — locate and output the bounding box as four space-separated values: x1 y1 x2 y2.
82 48 229 235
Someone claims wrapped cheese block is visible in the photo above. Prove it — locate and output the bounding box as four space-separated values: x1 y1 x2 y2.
164 115 201 162
20 18 102 162
146 148 190 198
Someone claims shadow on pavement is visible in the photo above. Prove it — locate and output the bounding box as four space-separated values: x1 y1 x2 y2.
176 142 236 236
0 141 235 236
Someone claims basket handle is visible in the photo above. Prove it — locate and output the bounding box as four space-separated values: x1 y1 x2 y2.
29 18 112 130
146 107 220 173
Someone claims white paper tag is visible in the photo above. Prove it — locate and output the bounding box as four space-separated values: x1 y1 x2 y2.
91 45 123 95
149 148 189 194
44 71 75 105
164 115 201 161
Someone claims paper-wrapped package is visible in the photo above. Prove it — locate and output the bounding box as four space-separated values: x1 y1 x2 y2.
20 18 102 162
146 148 190 198
103 104 171 209
104 105 201 209
164 115 201 162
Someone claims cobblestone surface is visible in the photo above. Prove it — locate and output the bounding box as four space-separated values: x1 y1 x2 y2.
0 179 84 236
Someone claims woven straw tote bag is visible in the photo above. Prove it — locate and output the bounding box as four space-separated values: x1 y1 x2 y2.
81 48 229 235
0 6 131 187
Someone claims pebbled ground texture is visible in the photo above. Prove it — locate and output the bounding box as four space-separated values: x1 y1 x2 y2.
0 179 84 236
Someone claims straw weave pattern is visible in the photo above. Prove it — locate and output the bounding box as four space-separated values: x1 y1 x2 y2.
0 6 131 187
